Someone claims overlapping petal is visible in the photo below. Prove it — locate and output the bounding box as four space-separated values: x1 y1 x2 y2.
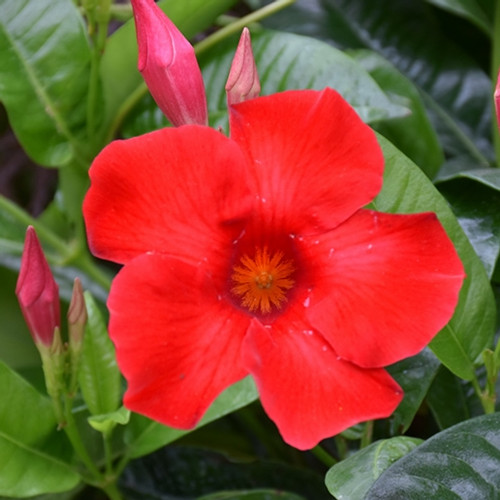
301 210 465 368
83 126 253 265
108 252 250 428
229 88 384 233
242 315 403 450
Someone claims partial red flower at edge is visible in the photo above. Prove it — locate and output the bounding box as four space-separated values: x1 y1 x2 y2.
83 88 465 450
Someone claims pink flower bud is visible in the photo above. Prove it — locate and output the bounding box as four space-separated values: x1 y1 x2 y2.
16 226 60 346
130 0 208 127
225 28 260 106
495 68 500 132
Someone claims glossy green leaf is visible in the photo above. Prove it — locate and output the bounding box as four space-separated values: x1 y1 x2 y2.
0 0 91 166
427 365 470 430
125 376 258 458
120 445 329 500
78 292 121 415
365 412 500 499
0 361 80 496
265 0 493 165
99 0 237 139
349 49 444 179
374 135 495 380
424 0 492 35
437 177 500 278
387 349 441 434
325 437 422 500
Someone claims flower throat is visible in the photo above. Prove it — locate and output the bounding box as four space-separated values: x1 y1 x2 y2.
231 247 295 314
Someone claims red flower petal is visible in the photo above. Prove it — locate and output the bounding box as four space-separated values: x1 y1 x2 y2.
108 252 250 428
229 88 384 233
302 210 465 368
83 126 253 264
242 316 402 450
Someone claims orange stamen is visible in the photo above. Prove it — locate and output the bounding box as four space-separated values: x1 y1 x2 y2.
231 247 295 314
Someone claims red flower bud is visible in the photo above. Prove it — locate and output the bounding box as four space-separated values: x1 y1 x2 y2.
130 0 208 127
225 28 260 106
16 226 60 346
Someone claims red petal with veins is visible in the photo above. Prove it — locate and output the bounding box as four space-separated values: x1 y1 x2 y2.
243 316 402 450
229 88 384 233
108 252 250 428
83 126 253 265
302 210 465 368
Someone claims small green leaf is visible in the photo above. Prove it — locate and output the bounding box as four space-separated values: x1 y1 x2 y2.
365 413 500 498
0 0 91 166
0 361 80 496
125 376 258 458
88 406 131 434
78 292 121 415
325 437 422 500
374 135 496 380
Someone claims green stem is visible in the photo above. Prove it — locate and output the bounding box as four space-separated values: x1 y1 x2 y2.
195 0 296 55
470 374 495 414
360 420 374 448
63 395 102 480
492 0 500 163
77 253 112 291
311 445 337 467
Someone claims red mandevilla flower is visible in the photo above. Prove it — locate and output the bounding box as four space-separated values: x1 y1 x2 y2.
83 88 465 449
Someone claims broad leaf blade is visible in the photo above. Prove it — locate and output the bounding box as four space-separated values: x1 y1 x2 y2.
325 437 422 500
365 413 500 498
374 135 495 380
0 361 80 496
0 0 91 166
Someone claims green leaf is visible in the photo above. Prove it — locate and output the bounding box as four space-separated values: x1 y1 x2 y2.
365 412 500 498
78 292 121 415
99 0 238 139
349 49 444 179
424 0 492 35
265 0 493 165
0 361 80 496
374 135 496 380
0 0 91 166
325 437 422 500
88 406 131 434
387 349 441 434
125 376 258 458
437 176 500 278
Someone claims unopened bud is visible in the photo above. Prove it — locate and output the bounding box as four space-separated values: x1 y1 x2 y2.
225 28 260 106
130 0 208 126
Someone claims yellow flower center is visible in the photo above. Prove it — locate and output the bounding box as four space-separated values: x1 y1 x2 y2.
231 247 295 314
